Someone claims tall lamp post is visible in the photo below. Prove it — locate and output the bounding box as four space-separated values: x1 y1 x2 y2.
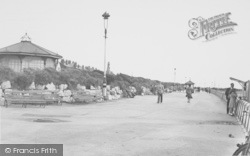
102 12 110 97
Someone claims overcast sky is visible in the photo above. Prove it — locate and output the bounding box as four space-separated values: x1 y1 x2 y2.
0 0 249 88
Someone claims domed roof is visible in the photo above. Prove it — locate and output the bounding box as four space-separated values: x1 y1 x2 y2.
185 80 195 85
0 34 62 59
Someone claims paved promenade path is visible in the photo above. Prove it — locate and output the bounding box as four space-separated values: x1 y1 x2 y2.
0 92 245 156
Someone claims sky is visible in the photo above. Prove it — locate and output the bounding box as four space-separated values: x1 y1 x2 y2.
0 0 249 88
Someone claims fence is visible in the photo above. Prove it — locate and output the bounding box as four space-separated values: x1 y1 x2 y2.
211 89 250 134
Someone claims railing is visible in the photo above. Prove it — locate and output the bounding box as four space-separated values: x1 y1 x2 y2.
211 89 250 134
235 100 250 134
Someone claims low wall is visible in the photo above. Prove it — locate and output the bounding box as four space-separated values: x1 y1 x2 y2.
211 89 227 102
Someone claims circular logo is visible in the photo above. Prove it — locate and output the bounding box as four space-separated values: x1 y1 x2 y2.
5 148 11 153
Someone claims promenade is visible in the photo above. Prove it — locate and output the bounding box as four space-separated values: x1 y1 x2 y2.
0 92 245 156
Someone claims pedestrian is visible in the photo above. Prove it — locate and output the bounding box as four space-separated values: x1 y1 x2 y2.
229 88 237 116
225 83 234 114
198 87 200 92
156 84 164 103
186 84 193 103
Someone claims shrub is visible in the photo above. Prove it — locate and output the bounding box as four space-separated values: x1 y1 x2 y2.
107 74 116 85
67 78 78 89
118 73 133 84
131 83 143 95
13 73 33 90
23 68 36 81
43 68 61 85
1 63 173 92
0 66 16 84
62 68 86 85
58 72 70 85
88 71 103 81
85 77 97 88
117 81 130 90
34 70 51 85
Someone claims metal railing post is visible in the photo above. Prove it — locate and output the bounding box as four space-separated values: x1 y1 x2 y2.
247 110 250 132
243 104 247 130
239 101 243 121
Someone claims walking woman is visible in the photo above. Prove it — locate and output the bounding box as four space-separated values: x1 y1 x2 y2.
186 84 193 103
229 89 237 116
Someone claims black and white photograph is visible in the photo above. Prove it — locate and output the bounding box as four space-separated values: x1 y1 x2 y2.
0 0 250 155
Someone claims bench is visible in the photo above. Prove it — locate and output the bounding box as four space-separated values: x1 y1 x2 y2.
43 93 62 105
4 90 61 108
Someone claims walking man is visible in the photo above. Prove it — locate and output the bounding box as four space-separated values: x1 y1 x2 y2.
156 83 164 103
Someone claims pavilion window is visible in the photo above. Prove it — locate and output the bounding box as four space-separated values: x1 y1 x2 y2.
22 56 44 70
46 58 55 68
1 56 21 72
9 58 21 72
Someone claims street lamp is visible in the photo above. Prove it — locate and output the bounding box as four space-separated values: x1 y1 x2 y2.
102 12 110 97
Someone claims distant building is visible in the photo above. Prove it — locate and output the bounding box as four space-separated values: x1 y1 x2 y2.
184 80 195 88
0 33 62 72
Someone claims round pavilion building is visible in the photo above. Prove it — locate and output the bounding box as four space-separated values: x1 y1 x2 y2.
0 34 62 72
